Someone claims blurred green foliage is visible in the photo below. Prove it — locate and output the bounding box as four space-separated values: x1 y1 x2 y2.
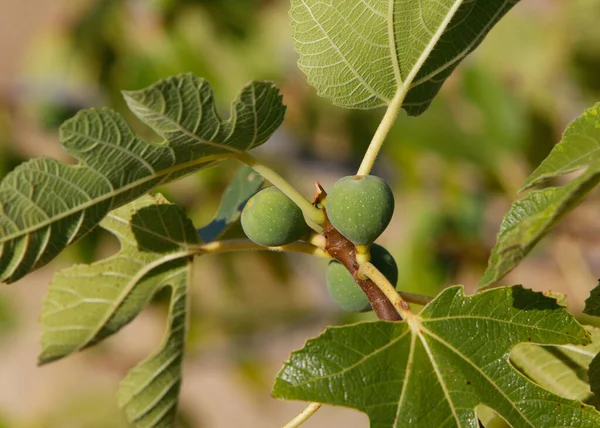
1 0 600 426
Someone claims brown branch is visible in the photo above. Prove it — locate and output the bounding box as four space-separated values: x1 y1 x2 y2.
323 221 402 321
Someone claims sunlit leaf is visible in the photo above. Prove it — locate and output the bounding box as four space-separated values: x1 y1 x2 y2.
117 281 188 428
40 194 199 427
198 164 263 242
511 325 600 402
479 104 600 288
523 103 600 190
273 286 600 427
290 0 520 114
0 73 285 284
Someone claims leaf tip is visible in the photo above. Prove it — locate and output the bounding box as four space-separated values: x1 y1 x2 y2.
518 181 536 193
37 352 59 366
477 269 497 290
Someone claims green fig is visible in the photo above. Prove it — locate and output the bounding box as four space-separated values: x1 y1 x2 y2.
326 175 394 245
241 187 308 246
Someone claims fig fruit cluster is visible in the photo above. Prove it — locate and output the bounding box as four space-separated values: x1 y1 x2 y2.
324 175 397 312
240 175 398 313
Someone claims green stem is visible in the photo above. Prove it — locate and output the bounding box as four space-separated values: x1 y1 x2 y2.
356 86 409 176
399 291 434 306
282 403 322 428
234 153 326 226
359 261 413 319
195 238 330 259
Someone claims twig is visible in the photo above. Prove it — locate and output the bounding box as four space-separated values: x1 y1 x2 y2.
323 222 401 320
282 403 322 428
195 239 330 259
398 291 433 306
359 262 412 319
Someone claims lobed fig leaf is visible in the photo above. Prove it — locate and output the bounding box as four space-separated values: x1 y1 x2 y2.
274 286 600 427
290 0 521 114
0 73 285 284
40 194 199 427
480 103 600 288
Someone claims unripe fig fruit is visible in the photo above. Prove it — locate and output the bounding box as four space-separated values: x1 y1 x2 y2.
241 187 308 246
326 175 394 245
326 244 398 312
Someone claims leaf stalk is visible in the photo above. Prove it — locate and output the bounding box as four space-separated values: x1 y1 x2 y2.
356 86 409 176
398 291 434 306
359 261 413 319
282 403 322 428
234 153 326 227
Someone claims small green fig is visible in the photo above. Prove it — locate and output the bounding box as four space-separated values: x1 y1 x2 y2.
326 244 398 312
326 175 394 245
241 187 308 246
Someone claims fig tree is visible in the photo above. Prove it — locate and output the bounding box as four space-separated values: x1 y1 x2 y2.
326 244 398 312
326 175 394 245
241 187 308 246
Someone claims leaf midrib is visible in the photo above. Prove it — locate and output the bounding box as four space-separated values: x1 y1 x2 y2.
42 250 194 356
395 0 465 98
388 1 402 87
420 327 535 427
298 0 390 104
408 0 514 90
386 0 515 111
127 95 244 155
110 210 198 250
285 327 412 388
393 331 418 425
425 315 588 342
415 327 461 426
0 155 225 245
525 135 600 189
558 344 597 359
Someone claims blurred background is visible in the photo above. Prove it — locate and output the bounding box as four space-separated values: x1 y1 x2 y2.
0 0 600 426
